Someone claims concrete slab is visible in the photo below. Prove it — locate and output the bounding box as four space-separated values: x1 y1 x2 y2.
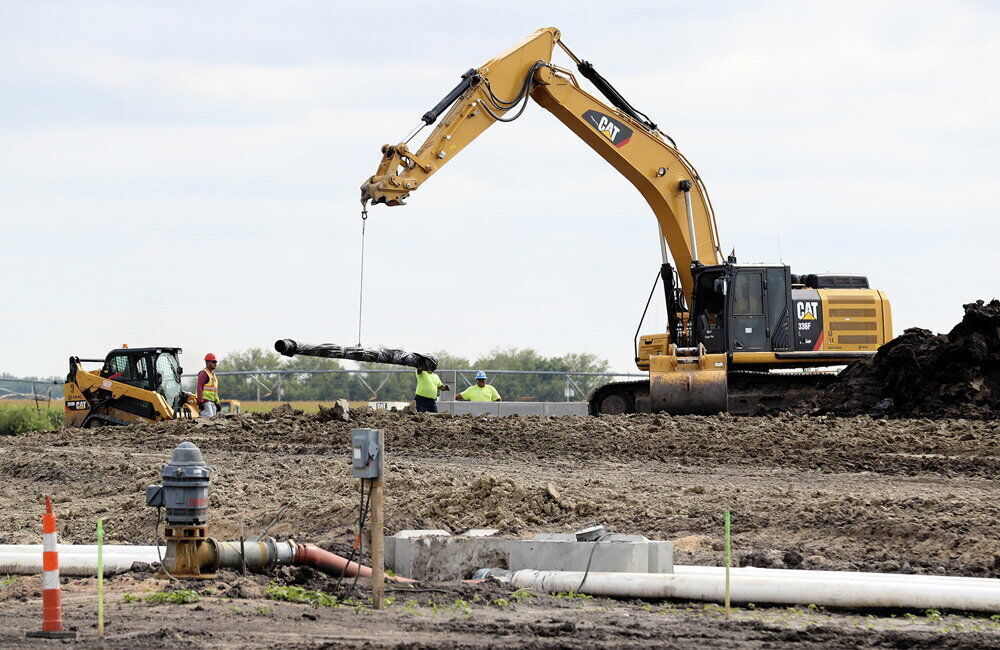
386 530 451 579
543 402 589 416
451 401 501 416
648 541 674 573
387 530 675 580
387 535 511 580
499 402 545 416
436 402 589 417
509 539 650 574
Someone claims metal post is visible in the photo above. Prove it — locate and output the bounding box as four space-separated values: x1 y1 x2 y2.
255 376 260 402
370 430 385 609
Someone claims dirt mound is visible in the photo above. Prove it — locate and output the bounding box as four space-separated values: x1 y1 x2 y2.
817 299 1000 418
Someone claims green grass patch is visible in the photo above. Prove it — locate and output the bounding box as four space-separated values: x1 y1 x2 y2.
553 591 594 600
265 584 339 608
0 405 61 435
144 589 201 605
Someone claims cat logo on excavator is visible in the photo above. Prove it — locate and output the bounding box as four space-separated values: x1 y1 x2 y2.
796 301 820 320
582 110 633 148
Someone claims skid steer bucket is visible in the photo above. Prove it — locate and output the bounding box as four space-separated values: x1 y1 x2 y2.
649 344 728 415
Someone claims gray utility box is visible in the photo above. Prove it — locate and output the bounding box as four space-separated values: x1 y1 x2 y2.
351 428 383 479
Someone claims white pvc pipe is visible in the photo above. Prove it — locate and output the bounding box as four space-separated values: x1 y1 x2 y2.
511 570 1000 613
676 565 994 585
0 545 162 555
0 545 163 577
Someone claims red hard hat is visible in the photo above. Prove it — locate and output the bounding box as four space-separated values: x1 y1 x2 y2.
204 353 217 362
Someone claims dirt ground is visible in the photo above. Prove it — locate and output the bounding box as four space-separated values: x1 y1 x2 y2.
1 408 999 647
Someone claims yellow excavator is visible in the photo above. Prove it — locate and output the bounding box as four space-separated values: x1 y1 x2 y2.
361 27 893 415
64 347 199 427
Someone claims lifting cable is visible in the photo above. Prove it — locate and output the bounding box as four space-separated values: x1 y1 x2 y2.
357 205 368 346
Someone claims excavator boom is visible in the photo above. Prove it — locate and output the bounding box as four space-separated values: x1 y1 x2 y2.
360 27 722 304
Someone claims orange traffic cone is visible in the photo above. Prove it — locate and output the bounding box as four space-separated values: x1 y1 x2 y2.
26 495 77 639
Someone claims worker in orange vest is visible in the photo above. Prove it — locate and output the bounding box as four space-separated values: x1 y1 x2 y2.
197 353 221 418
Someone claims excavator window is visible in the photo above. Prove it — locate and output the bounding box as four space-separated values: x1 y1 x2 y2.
733 273 764 315
693 270 727 353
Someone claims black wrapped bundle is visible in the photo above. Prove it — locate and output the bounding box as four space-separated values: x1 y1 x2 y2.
274 339 438 372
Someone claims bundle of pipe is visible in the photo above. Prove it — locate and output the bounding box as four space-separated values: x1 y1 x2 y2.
510 568 1000 613
275 339 437 372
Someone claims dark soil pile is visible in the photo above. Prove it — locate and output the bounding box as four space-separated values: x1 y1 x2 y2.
817 299 1000 418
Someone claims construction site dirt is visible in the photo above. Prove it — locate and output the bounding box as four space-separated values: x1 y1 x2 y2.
815 299 1000 419
1 408 999 646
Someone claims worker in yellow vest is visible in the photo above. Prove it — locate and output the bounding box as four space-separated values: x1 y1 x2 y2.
414 368 450 413
456 371 502 402
197 353 221 418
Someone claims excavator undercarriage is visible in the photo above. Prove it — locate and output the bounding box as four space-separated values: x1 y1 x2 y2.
588 371 838 416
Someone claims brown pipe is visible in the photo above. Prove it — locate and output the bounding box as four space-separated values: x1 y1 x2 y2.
295 543 371 578
294 543 415 582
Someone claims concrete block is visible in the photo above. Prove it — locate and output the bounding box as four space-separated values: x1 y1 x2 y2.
648 541 674 573
437 402 589 417
387 532 674 579
530 533 577 542
498 402 545 416
509 539 647 573
387 530 451 580
543 402 589 416
461 529 500 537
393 529 451 538
387 535 511 580
451 401 501 416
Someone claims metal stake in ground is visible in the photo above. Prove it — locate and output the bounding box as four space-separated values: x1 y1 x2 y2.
724 510 731 618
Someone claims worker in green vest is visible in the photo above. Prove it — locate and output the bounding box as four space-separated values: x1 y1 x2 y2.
456 370 502 402
414 368 450 413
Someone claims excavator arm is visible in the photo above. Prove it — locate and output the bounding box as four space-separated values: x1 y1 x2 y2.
361 27 731 415
360 27 723 304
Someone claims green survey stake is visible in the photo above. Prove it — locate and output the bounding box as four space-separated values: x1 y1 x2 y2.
97 518 104 637
724 510 731 617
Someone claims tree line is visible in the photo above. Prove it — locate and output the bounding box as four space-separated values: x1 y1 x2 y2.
187 347 612 402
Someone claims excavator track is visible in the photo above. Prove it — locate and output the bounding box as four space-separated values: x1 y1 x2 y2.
588 372 837 416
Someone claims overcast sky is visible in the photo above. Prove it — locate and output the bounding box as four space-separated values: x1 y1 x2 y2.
2 1 998 378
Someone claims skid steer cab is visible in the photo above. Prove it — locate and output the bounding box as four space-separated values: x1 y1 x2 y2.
64 347 199 428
